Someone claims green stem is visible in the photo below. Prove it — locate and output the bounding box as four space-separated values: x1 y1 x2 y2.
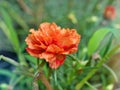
14 70 34 77
69 55 79 61
103 64 118 82
0 55 19 67
37 60 45 70
37 58 40 66
85 82 97 90
10 76 24 86
18 52 28 66
68 55 83 66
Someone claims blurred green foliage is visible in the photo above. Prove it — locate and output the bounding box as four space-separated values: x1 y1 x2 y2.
0 0 120 90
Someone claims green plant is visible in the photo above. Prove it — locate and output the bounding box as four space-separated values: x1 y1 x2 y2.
0 0 120 90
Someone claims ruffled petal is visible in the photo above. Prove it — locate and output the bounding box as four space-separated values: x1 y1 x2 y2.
26 48 44 58
39 52 55 62
46 44 64 54
49 54 66 69
57 29 80 54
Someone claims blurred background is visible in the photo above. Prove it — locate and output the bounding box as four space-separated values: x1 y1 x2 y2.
0 0 120 90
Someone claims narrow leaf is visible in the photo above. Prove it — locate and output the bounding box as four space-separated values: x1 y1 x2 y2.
24 54 37 64
0 8 20 53
0 69 14 78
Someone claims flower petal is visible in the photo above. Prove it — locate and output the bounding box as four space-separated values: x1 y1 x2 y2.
49 54 66 69
57 29 80 54
26 48 44 58
46 44 64 54
39 52 55 62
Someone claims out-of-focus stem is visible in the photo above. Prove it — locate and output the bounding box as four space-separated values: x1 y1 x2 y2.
17 0 32 15
33 81 39 90
85 82 97 90
103 64 118 82
0 55 19 66
10 76 24 87
18 52 28 66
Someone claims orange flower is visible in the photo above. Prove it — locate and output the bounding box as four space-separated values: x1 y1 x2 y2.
25 22 80 69
104 6 116 20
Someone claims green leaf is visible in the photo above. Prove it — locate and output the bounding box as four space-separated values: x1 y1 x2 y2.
112 29 120 43
7 5 29 30
0 20 11 40
0 1 28 30
100 34 113 57
0 8 20 53
88 28 111 55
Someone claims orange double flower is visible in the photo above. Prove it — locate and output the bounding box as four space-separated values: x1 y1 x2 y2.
25 22 80 69
104 6 116 20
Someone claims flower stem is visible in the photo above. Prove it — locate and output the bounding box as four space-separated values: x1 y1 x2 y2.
33 81 39 90
34 70 53 90
0 55 19 66
37 60 45 70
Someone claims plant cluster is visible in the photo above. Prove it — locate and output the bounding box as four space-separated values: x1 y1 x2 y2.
0 0 120 90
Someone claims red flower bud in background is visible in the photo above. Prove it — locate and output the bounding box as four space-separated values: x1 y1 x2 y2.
25 22 81 69
104 6 116 20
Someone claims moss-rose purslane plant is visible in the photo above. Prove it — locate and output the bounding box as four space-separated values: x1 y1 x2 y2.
25 22 81 69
